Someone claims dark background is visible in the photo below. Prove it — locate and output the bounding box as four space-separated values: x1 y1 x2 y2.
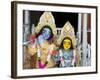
24 11 78 34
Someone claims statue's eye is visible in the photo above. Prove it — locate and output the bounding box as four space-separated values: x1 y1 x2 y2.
63 39 71 45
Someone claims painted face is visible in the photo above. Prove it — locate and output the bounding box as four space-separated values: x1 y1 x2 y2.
42 27 51 40
63 39 71 50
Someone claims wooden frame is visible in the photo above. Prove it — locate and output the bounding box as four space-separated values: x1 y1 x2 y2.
11 1 98 78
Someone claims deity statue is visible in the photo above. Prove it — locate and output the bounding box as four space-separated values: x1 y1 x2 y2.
53 21 81 67
27 12 57 69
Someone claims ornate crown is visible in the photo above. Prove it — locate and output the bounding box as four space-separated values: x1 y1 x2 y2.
57 21 77 48
35 11 57 36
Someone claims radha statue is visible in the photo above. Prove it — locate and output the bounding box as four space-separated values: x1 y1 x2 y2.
53 21 81 67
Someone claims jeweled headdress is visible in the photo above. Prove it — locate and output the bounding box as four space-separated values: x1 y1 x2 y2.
57 21 77 48
35 11 57 36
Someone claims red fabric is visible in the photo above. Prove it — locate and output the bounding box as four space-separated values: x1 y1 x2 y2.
48 50 58 55
29 35 36 43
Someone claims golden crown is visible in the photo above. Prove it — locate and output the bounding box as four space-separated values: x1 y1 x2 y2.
57 21 77 48
35 11 57 36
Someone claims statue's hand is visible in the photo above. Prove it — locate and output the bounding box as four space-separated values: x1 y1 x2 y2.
48 44 58 55
27 43 37 56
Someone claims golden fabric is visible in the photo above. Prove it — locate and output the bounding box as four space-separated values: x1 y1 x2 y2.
28 40 56 68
